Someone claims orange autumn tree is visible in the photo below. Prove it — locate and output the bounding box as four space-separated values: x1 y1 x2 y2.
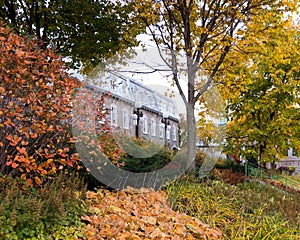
0 22 82 185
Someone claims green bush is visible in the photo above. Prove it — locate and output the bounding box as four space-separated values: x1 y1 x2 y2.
120 149 174 173
0 174 87 240
166 178 300 239
119 138 174 173
215 158 245 172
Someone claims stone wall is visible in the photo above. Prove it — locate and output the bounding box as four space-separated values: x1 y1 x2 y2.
104 95 179 149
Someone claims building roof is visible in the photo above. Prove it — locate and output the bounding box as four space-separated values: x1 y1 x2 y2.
90 72 179 120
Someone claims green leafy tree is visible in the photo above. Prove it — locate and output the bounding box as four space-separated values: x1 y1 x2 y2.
0 0 140 72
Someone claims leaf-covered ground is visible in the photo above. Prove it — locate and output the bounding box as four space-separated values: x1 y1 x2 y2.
81 187 222 239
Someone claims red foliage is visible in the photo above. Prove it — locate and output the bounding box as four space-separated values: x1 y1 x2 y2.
0 22 81 185
212 168 247 185
72 89 125 168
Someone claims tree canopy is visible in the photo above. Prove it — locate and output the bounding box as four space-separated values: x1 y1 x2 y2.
0 0 140 72
127 0 299 169
221 14 300 164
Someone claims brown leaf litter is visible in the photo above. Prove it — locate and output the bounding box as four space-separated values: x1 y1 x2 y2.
81 187 223 239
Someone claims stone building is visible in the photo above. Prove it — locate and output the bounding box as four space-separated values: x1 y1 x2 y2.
90 73 180 149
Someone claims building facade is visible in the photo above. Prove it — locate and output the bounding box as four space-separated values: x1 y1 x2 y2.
90 73 180 149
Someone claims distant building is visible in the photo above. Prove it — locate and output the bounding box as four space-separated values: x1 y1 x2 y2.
89 73 180 149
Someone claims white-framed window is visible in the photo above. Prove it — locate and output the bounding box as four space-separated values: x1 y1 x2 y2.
159 124 164 138
167 127 171 140
151 118 156 136
110 104 117 126
123 108 129 129
143 115 148 134
172 126 177 140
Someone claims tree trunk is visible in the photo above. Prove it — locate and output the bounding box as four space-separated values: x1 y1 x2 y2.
186 102 196 171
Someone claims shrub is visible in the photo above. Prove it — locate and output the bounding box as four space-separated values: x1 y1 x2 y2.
215 158 244 172
121 150 174 173
0 22 81 184
0 173 87 239
211 168 247 185
278 166 296 175
119 137 174 173
97 128 125 166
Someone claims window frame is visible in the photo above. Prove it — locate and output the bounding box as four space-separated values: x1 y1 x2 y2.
151 118 156 136
143 114 148 134
110 104 118 127
122 108 129 130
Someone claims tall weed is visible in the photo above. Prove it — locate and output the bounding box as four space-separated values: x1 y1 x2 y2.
166 178 300 239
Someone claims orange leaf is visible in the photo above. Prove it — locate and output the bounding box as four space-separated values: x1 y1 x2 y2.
6 135 13 141
56 126 63 132
21 140 29 146
60 159 66 164
4 118 13 126
45 153 55 158
6 161 12 166
17 147 27 154
30 132 38 138
34 176 42 185
0 86 5 94
7 101 13 108
12 162 19 169
10 137 22 146
59 153 67 157
81 216 91 223
66 161 73 167
27 179 33 186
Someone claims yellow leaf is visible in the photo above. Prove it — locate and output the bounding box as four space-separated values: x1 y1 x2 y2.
34 176 42 185
174 224 186 236
109 205 123 213
0 86 5 94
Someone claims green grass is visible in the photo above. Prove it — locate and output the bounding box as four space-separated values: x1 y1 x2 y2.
166 177 300 239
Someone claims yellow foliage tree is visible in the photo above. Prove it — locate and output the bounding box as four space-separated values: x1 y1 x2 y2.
127 0 298 169
220 13 300 165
